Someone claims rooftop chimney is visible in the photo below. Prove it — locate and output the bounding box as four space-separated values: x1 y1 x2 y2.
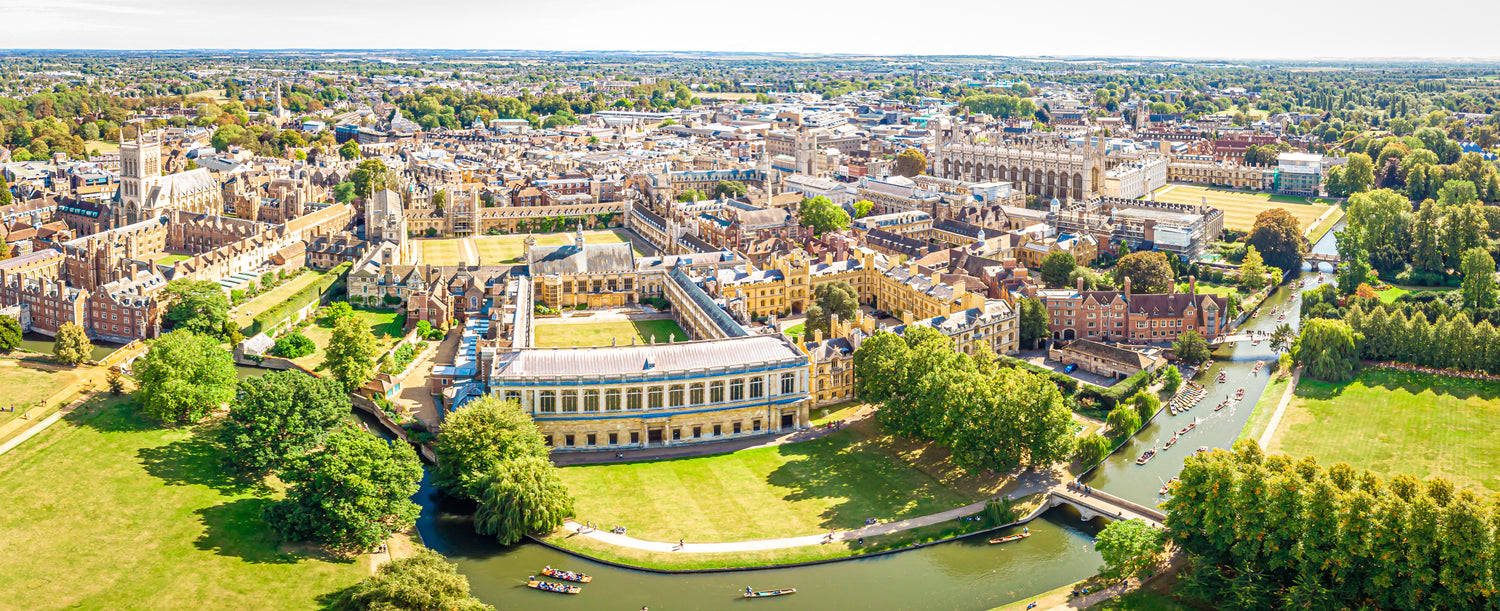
1076 276 1085 291
1124 277 1132 297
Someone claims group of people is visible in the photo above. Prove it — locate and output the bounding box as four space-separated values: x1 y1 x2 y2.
1066 481 1093 495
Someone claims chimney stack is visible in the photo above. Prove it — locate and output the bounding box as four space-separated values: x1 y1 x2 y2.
1124 277 1132 297
1076 275 1085 291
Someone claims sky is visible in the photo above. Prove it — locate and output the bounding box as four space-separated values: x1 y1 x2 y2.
4 0 1498 60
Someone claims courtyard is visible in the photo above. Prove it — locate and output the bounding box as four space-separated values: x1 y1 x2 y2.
1266 367 1500 492
1150 184 1335 234
416 229 641 266
291 307 405 370
532 317 688 348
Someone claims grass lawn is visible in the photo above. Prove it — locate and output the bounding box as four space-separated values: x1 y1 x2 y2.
532 318 687 347
557 419 1011 543
85 140 120 155
470 229 639 264
0 362 87 430
1268 367 1500 492
1175 281 1238 298
293 308 404 370
1238 373 1290 442
154 253 193 265
1372 285 1451 304
0 396 369 608
1152 184 1330 233
231 270 334 329
1305 205 1346 242
417 239 465 266
810 400 864 426
783 322 805 343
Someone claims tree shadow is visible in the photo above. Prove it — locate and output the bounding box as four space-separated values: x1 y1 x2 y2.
194 498 352 566
136 433 267 496
66 395 156 433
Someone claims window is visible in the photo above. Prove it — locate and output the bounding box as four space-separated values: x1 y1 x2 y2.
648 386 664 409
609 433 618 445
561 391 578 412
689 383 705 404
753 419 762 431
584 390 600 411
538 390 556 413
627 388 642 410
733 422 742 434
713 424 722 437
564 434 575 447
669 384 685 407
781 373 796 394
586 434 596 446
544 435 553 446
709 381 725 403
730 378 745 401
672 428 681 441
630 431 640 444
692 426 702 438
749 376 764 399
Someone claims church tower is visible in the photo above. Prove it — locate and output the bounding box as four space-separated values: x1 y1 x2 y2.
118 125 161 227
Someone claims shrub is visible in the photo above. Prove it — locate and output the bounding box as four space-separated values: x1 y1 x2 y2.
271 332 316 359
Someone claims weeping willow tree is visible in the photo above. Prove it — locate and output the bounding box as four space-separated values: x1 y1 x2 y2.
473 456 574 545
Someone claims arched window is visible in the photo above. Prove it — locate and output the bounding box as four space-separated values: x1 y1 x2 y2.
539 390 556 413
583 390 600 412
627 388 642 410
605 389 621 411
689 382 705 404
669 384 685 407
648 386 664 409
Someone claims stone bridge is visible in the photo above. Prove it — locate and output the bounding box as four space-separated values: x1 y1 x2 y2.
1047 485 1166 528
1304 253 1340 265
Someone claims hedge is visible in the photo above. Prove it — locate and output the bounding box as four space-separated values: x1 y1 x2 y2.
245 262 350 337
1075 369 1152 409
997 355 1079 394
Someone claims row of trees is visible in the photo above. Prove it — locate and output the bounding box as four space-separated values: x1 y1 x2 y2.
1343 302 1500 375
1337 187 1493 287
852 328 1076 473
1165 440 1500 609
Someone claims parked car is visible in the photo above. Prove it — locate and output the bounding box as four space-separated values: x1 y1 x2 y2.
1063 363 1078 374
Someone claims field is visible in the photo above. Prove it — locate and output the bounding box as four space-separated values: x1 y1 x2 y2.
231 269 335 329
85 140 120 155
532 318 687 347
0 397 369 608
1267 368 1500 492
292 308 404 370
416 229 639 266
1151 184 1334 233
0 361 88 433
556 419 1011 543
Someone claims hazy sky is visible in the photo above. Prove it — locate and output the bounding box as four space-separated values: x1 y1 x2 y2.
5 0 1498 59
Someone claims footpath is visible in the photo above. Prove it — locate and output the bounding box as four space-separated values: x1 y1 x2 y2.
0 393 95 458
1256 365 1302 449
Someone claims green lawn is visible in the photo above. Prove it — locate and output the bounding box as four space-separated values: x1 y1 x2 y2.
1175 281 1237 298
232 270 336 329
810 400 864 426
1153 184 1330 233
0 396 369 608
471 229 639 264
1238 373 1289 442
293 308 404 370
154 253 192 266
533 318 687 347
1268 368 1500 492
1372 285 1451 304
0 363 87 431
417 239 465 266
557 420 1009 542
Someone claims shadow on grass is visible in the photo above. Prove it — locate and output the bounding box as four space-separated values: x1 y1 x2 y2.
137 433 268 495
195 497 351 566
1296 367 1500 403
66 395 155 433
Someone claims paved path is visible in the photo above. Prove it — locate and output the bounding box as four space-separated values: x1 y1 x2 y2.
0 394 92 458
1257 366 1302 450
458 237 480 266
552 409 871 466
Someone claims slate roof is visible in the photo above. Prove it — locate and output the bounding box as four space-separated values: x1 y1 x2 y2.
528 242 635 276
492 335 802 379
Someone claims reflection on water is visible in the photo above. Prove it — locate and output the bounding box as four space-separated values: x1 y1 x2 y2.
16 332 119 362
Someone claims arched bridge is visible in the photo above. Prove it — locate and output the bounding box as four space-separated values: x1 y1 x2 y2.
1048 485 1166 528
1304 253 1340 265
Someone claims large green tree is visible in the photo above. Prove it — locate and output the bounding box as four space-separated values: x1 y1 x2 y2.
325 314 378 392
161 279 231 338
218 370 348 475
350 159 393 198
1095 519 1166 579
334 549 490 611
267 425 422 554
895 148 927 177
472 456 575 545
0 314 21 353
1018 297 1049 349
1172 330 1212 365
1040 250 1077 288
132 330 237 424
852 331 912 402
1460 247 1497 310
1113 251 1174 293
1292 318 1361 382
804 281 858 340
432 396 549 499
1246 207 1306 274
797 195 850 235
52 322 92 366
1343 152 1376 194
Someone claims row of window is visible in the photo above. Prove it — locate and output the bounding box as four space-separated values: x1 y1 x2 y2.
521 373 799 413
547 420 764 448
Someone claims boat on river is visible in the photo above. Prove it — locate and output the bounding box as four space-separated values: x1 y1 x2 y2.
988 529 1031 545
1178 420 1197 436
527 579 582 595
1135 448 1157 465
744 588 797 598
1159 477 1180 496
1216 371 1227 383
1164 435 1178 449
1214 399 1229 411
542 566 592 583
1252 361 1264 374
1235 387 1246 400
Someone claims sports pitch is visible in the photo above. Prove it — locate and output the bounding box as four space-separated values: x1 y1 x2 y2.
416 229 641 266
1151 184 1335 233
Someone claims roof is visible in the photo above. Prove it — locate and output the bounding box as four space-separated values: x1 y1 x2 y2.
528 241 635 276
492 335 802 379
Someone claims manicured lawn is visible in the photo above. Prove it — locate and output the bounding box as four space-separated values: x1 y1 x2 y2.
1175 281 1237 298
532 318 687 347
154 253 192 265
557 419 1012 542
1268 367 1500 492
810 400 864 426
417 239 465 266
471 229 639 264
85 140 120 155
1152 184 1330 233
1238 373 1289 442
0 362 86 430
293 308 404 370
1372 285 1451 304
0 397 369 608
231 269 336 329
783 322 805 342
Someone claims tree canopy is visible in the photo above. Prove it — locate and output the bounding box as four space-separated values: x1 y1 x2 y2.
52 322 91 366
895 148 927 177
1246 207 1306 274
267 424 422 554
1172 330 1212 365
1040 251 1077 288
804 281 858 341
161 279 231 338
1114 251 1174 294
472 456 575 545
0 314 21 353
1292 318 1361 382
334 549 491 611
218 370 349 476
132 330 237 424
432 396 550 499
797 195 850 235
324 314 378 392
1095 519 1166 580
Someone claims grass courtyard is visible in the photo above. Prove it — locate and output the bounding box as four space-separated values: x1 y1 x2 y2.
416 229 640 266
556 419 1010 544
291 307 404 370
1267 367 1500 492
1151 184 1335 233
533 318 688 347
231 269 337 330
0 396 369 608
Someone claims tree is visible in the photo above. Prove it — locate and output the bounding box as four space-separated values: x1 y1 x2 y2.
161 279 230 338
1343 152 1375 194
333 181 357 203
852 331 912 402
797 195 850 235
1238 245 1268 291
52 322 91 366
713 180 746 199
334 549 491 611
1292 318 1361 382
1129 390 1161 424
325 315 378 392
1247 208 1306 274
1114 251 1174 294
1019 298 1049 350
0 173 11 207
1105 404 1141 439
804 281 858 340
432 396 549 499
337 140 361 160
1096 519 1167 580
852 199 874 218
321 301 356 326
271 332 315 359
1040 251 1077 288
1172 330 1211 365
473 456 575 545
1162 365 1182 394
132 330 237 424
1075 433 1111 465
895 148 927 177
1460 247 1496 310
218 370 347 475
1270 323 1295 353
0 314 20 353
267 425 422 554
350 159 391 199
959 94 1036 119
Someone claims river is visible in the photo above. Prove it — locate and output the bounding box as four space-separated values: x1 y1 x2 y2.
412 227 1343 610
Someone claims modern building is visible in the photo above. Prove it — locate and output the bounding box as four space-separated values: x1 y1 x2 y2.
1274 152 1324 195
